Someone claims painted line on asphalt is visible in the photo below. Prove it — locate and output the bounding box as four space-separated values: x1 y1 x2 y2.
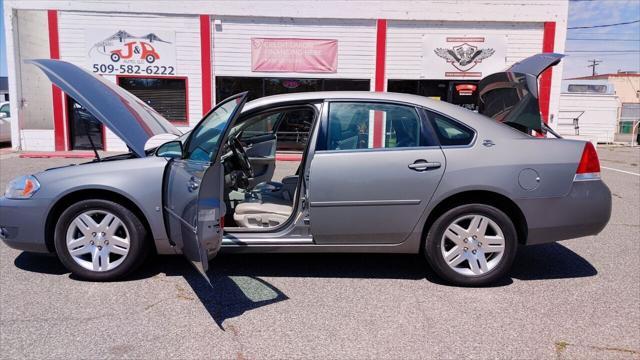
601 166 640 177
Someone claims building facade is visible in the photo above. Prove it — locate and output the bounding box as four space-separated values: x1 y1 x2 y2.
569 73 640 135
3 0 568 152
558 79 619 143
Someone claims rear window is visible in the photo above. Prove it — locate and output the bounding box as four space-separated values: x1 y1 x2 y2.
426 110 475 146
567 84 608 94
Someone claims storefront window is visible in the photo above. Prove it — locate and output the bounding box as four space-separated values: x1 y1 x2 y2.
67 96 104 150
216 77 370 103
388 79 479 111
117 77 188 123
264 79 321 96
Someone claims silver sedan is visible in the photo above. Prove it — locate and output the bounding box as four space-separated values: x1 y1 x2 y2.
0 54 611 286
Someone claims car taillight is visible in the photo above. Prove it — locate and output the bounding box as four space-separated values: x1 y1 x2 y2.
574 141 600 181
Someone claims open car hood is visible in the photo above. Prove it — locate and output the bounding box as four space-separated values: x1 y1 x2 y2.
477 53 565 133
28 59 181 157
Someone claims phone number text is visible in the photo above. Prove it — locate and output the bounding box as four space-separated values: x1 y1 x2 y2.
92 64 176 75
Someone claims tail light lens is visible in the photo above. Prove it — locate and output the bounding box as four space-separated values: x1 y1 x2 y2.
574 142 600 180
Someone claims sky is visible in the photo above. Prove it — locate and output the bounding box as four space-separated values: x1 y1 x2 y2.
0 1 638 79
0 1 7 77
564 0 640 79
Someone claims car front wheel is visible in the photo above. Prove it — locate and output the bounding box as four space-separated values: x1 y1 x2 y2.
54 199 148 281
424 204 517 286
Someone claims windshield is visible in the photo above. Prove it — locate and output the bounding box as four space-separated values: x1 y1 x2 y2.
184 96 245 162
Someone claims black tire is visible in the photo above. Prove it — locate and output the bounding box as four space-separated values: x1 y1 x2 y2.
54 199 148 281
424 204 517 286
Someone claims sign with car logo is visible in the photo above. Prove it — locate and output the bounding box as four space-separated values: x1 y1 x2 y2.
86 29 177 75
425 35 506 79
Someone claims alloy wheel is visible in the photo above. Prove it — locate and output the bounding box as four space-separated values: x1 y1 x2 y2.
440 214 506 276
65 210 131 272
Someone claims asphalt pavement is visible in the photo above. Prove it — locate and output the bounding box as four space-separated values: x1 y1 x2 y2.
0 147 638 359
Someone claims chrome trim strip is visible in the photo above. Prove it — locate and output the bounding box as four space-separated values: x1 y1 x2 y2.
310 199 421 207
573 172 601 181
222 237 314 246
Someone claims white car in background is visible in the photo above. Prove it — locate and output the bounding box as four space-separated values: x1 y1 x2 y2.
0 102 12 143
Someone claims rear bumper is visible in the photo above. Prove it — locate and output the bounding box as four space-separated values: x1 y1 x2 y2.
0 196 51 253
518 180 612 245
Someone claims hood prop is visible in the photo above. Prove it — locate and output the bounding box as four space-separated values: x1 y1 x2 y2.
75 106 101 162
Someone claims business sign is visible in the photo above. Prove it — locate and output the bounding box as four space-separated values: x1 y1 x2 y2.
87 29 176 75
251 38 338 73
424 35 506 79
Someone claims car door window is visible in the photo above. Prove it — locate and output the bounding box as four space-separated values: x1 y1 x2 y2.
276 109 315 151
426 110 475 146
326 102 423 150
239 112 282 140
185 96 245 161
0 104 9 117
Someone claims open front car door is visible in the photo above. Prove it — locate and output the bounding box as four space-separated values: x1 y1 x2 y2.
162 93 248 284
477 53 564 134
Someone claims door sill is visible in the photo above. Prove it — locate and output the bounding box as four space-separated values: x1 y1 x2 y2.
222 236 313 246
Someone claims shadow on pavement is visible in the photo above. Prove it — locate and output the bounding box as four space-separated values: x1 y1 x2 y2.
512 242 597 280
13 241 596 326
13 252 68 275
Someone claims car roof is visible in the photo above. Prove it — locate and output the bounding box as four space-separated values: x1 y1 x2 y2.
243 91 441 111
241 91 527 139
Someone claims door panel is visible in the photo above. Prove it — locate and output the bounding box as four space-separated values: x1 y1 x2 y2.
308 100 445 245
163 93 247 282
163 159 210 274
309 149 445 244
245 136 277 187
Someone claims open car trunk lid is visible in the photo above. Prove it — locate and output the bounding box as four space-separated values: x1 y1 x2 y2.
28 59 181 157
477 53 564 133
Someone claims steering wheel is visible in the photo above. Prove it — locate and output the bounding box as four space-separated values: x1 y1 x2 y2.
229 137 254 179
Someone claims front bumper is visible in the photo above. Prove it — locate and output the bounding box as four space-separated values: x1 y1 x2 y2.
518 179 612 245
0 196 51 253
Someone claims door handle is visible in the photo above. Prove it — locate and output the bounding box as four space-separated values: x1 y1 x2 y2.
187 177 200 192
408 160 441 171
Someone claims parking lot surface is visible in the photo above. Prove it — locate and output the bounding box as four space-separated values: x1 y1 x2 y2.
0 147 639 359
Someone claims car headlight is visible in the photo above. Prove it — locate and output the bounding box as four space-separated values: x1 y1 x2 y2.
5 175 41 199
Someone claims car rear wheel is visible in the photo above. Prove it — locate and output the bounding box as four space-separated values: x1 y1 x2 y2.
424 204 517 286
54 199 148 281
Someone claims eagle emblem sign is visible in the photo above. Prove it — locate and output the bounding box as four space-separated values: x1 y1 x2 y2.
434 43 495 72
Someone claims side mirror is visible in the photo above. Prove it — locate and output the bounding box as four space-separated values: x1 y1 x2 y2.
156 140 183 159
0 113 7 119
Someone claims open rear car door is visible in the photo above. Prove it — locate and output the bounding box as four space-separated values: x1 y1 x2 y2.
162 93 248 284
477 53 564 134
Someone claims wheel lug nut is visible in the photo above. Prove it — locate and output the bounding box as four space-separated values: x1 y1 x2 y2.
90 240 95 245
463 238 468 243
98 246 102 250
104 240 109 245
92 232 97 237
478 242 482 247
472 235 477 240
463 247 468 252
472 249 477 254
